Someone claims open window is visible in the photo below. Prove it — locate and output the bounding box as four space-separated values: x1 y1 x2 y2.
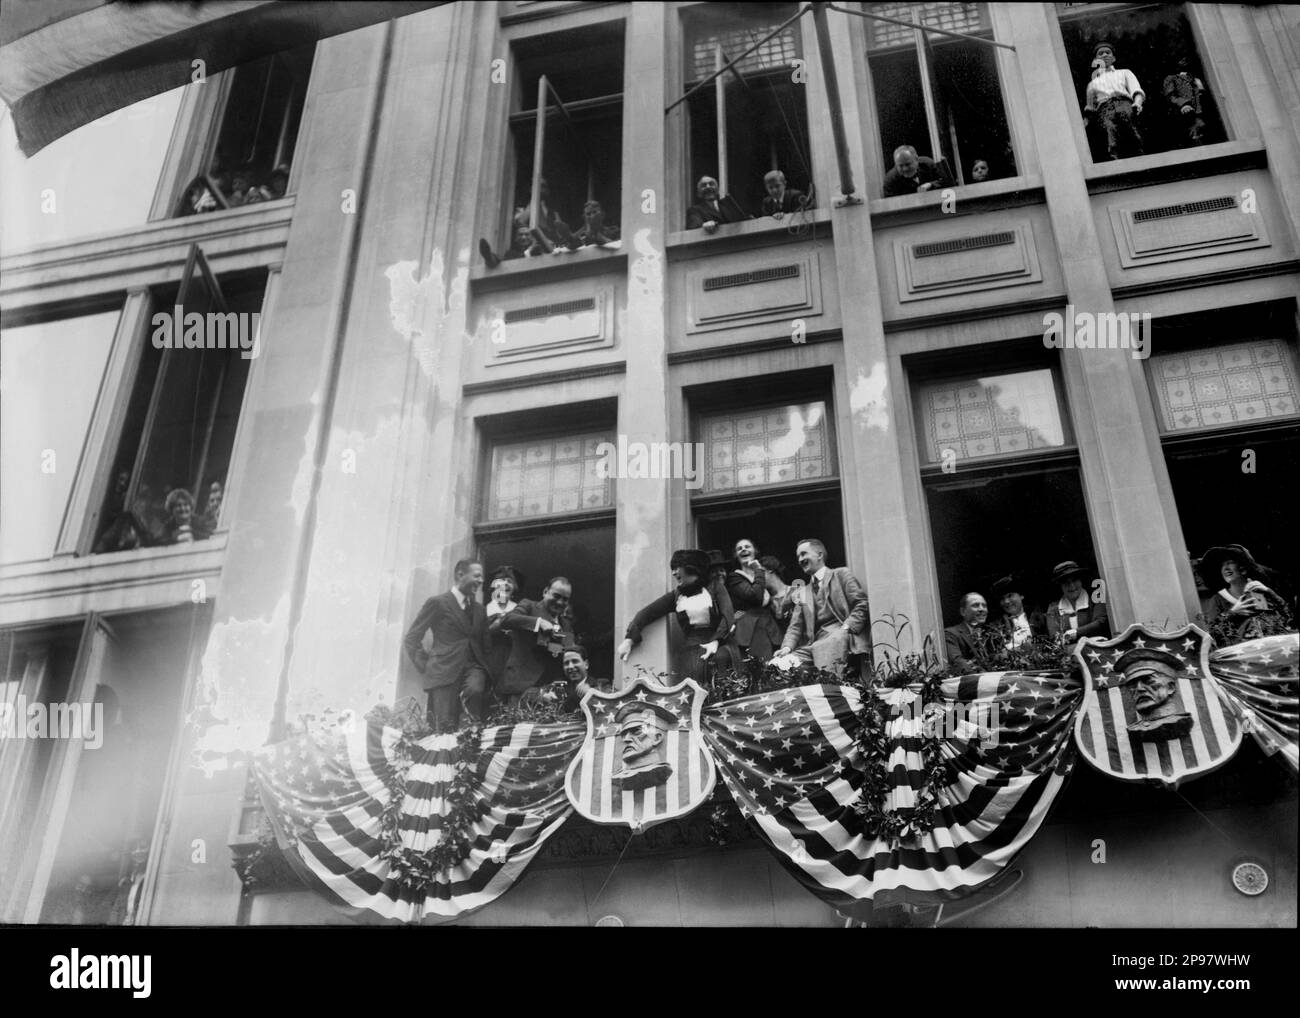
175 45 313 217
475 407 619 679
93 249 264 553
504 23 624 255
909 351 1100 625
866 2 1013 186
681 2 813 223
1057 2 1225 163
690 371 846 587
1145 303 1300 610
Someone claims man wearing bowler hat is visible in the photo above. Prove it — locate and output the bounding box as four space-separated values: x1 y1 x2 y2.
1046 560 1110 644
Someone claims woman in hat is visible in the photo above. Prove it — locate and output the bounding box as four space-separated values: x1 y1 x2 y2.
725 539 784 666
484 566 523 689
1045 560 1110 644
616 548 740 685
1199 545 1294 641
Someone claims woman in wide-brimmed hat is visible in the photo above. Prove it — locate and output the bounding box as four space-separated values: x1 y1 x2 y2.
1199 544 1293 640
1045 560 1110 644
616 548 740 685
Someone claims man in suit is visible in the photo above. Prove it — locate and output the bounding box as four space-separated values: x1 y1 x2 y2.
761 170 812 218
944 592 996 674
772 538 870 677
495 576 577 703
402 558 490 732
881 145 954 197
560 644 613 712
685 175 750 232
989 576 1048 650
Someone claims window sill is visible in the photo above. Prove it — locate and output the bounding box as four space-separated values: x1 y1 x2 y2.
665 207 833 258
1082 139 1267 192
469 243 628 295
868 174 1046 225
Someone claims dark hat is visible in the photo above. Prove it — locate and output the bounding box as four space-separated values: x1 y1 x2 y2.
1051 560 1087 584
1113 646 1184 676
1198 544 1261 582
489 565 524 592
669 548 710 576
706 548 729 571
1094 41 1116 58
991 575 1021 599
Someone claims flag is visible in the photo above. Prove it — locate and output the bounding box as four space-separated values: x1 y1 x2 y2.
1209 633 1298 773
701 675 1081 915
0 0 446 156
252 716 583 924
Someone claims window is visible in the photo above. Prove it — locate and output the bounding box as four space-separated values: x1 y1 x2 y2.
1057 2 1225 163
867 3 1013 185
1146 305 1300 599
1 309 120 564
682 2 813 222
476 410 618 680
93 250 263 553
910 354 1098 626
175 45 313 217
0 88 183 253
691 375 846 585
504 24 624 253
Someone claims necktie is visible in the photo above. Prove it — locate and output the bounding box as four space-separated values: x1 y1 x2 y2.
812 576 821 595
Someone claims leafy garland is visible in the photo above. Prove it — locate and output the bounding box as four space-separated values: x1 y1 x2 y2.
364 700 486 890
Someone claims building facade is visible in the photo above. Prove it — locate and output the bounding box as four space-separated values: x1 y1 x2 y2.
1 1 1297 926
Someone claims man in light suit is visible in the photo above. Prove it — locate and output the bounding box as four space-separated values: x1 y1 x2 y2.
772 538 870 677
495 577 577 703
402 558 490 732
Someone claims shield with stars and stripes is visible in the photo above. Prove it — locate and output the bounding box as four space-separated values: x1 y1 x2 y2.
1073 623 1241 788
564 676 715 830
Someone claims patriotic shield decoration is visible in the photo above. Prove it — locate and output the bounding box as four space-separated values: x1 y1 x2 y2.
1074 623 1241 788
564 677 716 830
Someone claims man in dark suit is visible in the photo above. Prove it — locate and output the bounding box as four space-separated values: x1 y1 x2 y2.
761 170 812 217
495 576 577 702
881 145 954 197
772 538 870 677
402 558 490 732
989 576 1048 650
944 592 996 674
685 175 750 232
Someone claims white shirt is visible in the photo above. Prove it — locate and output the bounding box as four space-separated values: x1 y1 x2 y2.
485 599 516 619
1006 612 1032 649
811 565 830 589
676 590 714 626
1054 591 1090 630
450 587 469 609
1086 67 1144 110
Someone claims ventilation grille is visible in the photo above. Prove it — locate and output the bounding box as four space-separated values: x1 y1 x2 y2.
503 298 597 324
914 231 1016 259
703 264 800 291
1133 196 1238 223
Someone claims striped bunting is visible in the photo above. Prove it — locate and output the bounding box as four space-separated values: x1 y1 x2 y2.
1208 633 1299 774
253 717 583 924
701 675 1081 914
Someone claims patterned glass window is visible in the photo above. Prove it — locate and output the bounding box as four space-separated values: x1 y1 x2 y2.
699 402 834 495
917 369 1065 464
486 432 615 521
685 7 801 83
1150 339 1300 434
866 2 986 50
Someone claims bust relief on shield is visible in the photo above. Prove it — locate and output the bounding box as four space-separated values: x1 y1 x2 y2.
1117 647 1193 742
613 701 675 791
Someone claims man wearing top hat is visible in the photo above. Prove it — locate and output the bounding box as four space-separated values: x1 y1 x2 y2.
1083 41 1145 160
1114 646 1193 741
989 575 1048 650
1046 560 1110 644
